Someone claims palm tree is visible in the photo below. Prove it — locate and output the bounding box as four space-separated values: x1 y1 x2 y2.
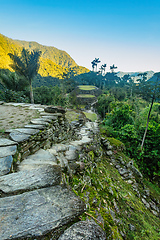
8 48 41 104
110 64 117 73
94 58 101 72
102 64 107 75
99 65 104 75
91 60 96 71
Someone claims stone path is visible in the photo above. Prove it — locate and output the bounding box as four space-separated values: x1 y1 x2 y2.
47 121 99 176
0 103 105 240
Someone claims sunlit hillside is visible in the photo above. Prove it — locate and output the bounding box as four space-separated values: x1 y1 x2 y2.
14 39 77 68
0 33 89 84
0 34 21 70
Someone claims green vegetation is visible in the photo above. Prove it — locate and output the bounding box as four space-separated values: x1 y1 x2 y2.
98 86 160 181
77 94 95 98
100 99 160 180
64 137 160 240
78 85 96 90
83 111 97 122
9 48 41 104
34 85 67 106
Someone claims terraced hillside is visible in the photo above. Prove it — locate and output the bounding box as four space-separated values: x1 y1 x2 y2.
73 85 101 108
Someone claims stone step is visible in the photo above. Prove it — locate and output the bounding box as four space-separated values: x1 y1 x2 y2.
48 143 69 154
58 219 106 240
18 149 57 171
25 124 46 130
0 142 17 176
0 138 17 147
9 132 31 143
30 119 49 125
0 186 85 240
0 165 61 196
0 156 13 176
0 145 17 158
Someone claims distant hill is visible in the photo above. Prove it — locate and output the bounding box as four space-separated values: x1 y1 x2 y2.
117 71 154 81
0 33 89 86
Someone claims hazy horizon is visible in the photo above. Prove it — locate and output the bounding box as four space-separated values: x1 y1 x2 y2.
1 0 160 73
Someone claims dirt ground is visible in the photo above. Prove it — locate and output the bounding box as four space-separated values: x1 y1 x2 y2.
0 104 40 138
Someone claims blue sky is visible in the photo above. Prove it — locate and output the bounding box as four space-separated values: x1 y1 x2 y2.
0 0 160 72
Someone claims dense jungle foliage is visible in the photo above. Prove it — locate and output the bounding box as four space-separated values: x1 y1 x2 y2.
96 73 160 182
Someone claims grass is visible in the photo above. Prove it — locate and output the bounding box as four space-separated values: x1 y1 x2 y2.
66 110 80 123
0 129 5 133
77 94 95 98
83 112 97 122
78 85 96 91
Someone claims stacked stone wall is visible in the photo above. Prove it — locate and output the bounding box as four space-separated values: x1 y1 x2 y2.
0 105 85 175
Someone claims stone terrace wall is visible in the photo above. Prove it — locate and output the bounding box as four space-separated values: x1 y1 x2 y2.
0 105 85 175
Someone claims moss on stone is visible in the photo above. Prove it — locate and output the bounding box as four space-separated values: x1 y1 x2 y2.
63 136 160 240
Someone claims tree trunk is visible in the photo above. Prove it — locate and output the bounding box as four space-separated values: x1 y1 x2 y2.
30 82 34 104
141 96 154 150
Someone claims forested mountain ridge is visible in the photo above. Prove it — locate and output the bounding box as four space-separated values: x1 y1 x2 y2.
14 39 77 68
117 71 154 80
0 33 89 80
0 33 22 70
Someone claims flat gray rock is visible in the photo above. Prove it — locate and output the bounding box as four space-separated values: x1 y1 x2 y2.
81 136 92 144
25 124 46 130
65 150 78 161
8 128 40 135
58 219 106 240
0 186 85 240
4 102 25 106
0 156 13 176
9 132 31 142
70 140 84 146
118 168 128 175
32 118 52 123
31 119 49 125
0 145 17 158
40 112 62 117
45 106 66 114
49 144 69 153
40 112 58 116
0 138 17 147
19 149 57 171
41 115 58 120
0 165 61 194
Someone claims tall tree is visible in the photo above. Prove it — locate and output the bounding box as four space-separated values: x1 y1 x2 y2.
94 58 101 72
110 64 117 73
99 64 107 75
102 64 107 74
91 60 96 71
8 48 41 104
99 65 104 75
